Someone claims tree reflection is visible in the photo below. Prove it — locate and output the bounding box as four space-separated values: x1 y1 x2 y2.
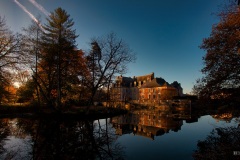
0 117 124 160
0 118 34 159
0 119 10 155
193 126 240 160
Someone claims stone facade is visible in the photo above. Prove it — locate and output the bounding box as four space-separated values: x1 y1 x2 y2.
111 72 183 103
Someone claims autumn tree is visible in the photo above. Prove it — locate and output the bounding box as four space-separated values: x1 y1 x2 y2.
16 79 35 103
193 2 240 103
84 33 136 105
0 74 15 104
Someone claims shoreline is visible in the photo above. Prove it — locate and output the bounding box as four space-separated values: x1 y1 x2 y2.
0 105 128 119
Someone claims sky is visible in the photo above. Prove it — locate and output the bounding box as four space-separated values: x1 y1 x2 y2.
0 0 230 93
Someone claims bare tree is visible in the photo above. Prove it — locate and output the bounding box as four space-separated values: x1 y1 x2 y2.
85 32 136 106
21 19 44 106
0 17 20 69
0 16 21 103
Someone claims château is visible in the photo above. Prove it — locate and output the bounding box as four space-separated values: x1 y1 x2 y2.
111 72 183 105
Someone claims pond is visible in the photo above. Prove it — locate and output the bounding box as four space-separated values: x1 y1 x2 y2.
0 107 239 160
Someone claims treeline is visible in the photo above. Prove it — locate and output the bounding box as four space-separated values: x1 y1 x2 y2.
0 8 135 110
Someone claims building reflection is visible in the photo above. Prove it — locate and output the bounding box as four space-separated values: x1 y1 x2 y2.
111 106 192 140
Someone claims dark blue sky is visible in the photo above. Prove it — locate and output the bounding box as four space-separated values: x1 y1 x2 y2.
0 0 228 93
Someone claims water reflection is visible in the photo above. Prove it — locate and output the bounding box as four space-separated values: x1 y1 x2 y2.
111 106 192 140
0 118 124 160
0 119 10 155
0 106 239 160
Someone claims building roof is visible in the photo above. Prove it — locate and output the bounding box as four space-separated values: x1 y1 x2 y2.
171 81 182 89
134 72 154 82
140 78 167 88
122 76 134 83
115 75 134 87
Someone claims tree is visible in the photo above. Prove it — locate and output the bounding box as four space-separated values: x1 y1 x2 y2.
193 2 240 103
0 74 15 104
21 19 44 105
0 16 21 70
16 79 35 103
84 32 136 106
0 16 21 104
37 8 84 109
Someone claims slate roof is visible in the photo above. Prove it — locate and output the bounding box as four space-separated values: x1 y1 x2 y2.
171 81 181 88
115 76 134 87
121 77 134 87
140 78 167 88
134 72 154 82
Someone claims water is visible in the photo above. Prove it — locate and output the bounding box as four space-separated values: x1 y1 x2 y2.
0 108 239 160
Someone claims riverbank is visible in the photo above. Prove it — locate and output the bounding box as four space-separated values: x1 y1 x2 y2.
0 105 128 119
